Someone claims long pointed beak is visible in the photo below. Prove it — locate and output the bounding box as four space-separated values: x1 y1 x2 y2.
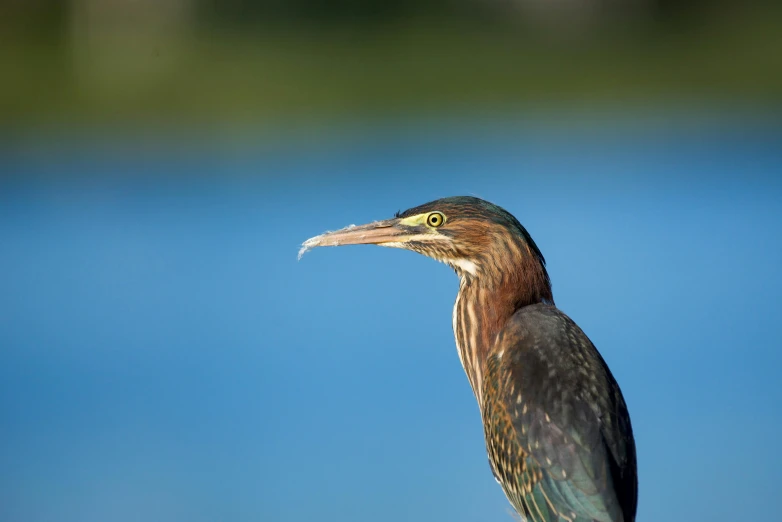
299 219 413 259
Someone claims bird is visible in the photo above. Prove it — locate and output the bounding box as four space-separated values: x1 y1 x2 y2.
299 196 637 522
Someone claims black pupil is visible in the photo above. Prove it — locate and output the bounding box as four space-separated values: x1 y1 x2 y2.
431 216 439 224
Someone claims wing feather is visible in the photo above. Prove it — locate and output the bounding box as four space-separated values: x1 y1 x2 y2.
480 304 636 522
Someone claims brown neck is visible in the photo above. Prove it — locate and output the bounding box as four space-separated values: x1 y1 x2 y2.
452 239 553 405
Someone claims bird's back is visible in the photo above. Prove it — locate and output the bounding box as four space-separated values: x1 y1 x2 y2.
481 304 637 522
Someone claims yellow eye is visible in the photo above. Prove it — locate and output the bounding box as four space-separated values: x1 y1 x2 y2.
427 212 445 227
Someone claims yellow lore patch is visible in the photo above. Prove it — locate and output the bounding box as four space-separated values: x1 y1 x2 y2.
398 212 447 228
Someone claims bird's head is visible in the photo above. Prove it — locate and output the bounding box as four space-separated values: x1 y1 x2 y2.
300 196 552 302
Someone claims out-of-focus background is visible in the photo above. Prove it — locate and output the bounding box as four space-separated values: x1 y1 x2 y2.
2 2 782 522
2 0 782 126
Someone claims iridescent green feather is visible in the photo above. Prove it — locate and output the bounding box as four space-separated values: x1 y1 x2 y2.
481 304 636 522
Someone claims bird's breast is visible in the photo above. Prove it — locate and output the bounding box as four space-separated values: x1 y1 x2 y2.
453 282 498 407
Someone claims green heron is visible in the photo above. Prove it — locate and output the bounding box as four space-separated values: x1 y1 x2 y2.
300 196 637 522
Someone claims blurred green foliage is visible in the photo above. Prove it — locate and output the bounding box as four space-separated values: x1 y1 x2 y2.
1 0 781 128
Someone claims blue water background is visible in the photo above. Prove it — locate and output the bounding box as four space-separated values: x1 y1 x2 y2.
2 118 781 521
